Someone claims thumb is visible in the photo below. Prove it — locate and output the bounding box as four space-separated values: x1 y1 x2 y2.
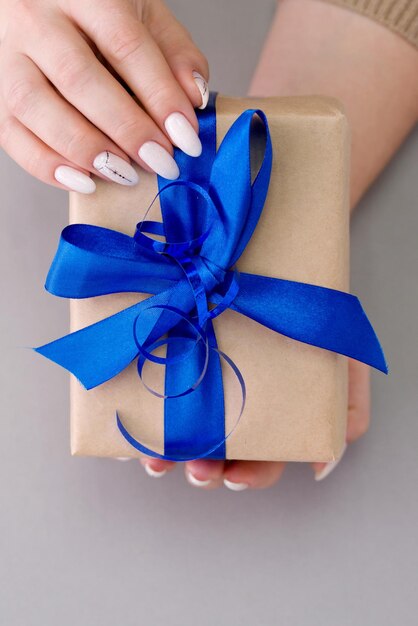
312 358 371 480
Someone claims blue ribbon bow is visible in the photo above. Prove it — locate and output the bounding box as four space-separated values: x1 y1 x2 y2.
35 92 388 461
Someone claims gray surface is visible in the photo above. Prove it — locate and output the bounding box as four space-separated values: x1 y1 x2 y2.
1 1 417 624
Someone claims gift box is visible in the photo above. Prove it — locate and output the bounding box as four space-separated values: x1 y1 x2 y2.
36 94 387 462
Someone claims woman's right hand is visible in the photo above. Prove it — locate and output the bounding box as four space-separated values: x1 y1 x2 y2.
0 0 209 193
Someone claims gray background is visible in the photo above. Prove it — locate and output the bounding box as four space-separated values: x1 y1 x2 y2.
1 1 417 624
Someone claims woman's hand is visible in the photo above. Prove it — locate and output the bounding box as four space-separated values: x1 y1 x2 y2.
138 359 371 489
0 0 209 193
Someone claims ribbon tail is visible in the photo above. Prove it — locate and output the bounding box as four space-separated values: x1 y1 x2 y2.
34 301 145 389
34 283 191 389
230 274 388 374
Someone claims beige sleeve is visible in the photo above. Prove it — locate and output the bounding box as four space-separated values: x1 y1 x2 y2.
319 0 418 48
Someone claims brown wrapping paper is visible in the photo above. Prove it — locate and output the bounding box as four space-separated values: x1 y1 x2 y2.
69 95 350 462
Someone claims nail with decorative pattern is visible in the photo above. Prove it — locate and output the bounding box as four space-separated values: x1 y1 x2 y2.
93 151 139 186
192 71 209 109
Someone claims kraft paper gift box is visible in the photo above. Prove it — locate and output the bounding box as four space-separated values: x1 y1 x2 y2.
60 94 354 463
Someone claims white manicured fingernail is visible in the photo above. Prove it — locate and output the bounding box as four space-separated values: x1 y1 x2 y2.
138 141 179 180
144 463 167 478
315 442 348 481
186 472 212 488
223 479 248 492
192 71 209 109
54 165 96 194
164 112 202 157
115 457 131 461
93 151 138 186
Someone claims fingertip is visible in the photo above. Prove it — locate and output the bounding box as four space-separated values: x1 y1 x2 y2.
313 442 348 481
185 471 213 488
137 141 180 179
223 478 248 492
54 165 96 194
139 456 176 477
185 459 224 480
223 461 285 490
164 111 202 157
173 66 209 113
184 459 224 489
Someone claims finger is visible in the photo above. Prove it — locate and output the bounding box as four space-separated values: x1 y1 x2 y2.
312 358 370 481
223 460 286 491
138 454 177 478
184 460 225 489
23 16 181 178
1 52 139 186
67 0 202 157
145 0 210 110
0 108 96 193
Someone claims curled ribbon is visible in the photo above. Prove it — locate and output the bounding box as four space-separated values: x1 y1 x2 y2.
35 92 388 461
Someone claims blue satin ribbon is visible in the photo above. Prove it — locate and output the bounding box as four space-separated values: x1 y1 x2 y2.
35 92 388 461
